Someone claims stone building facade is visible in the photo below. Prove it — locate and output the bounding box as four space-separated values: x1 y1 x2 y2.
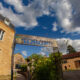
14 53 27 69
0 14 15 75
62 52 80 71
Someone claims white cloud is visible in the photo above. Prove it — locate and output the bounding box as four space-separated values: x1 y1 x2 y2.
0 0 56 29
55 0 80 34
0 2 37 29
22 50 27 56
55 0 73 33
4 0 24 12
57 38 80 54
0 0 80 33
41 47 53 53
0 1 39 29
52 22 58 31
39 38 80 55
40 52 46 56
39 47 53 56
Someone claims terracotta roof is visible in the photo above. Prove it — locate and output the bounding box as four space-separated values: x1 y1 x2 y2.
62 52 80 59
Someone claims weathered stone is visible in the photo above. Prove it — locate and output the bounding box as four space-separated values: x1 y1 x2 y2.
14 53 27 69
0 21 15 75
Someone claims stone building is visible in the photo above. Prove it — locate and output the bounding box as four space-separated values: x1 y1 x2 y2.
0 14 15 75
62 52 80 71
14 53 27 69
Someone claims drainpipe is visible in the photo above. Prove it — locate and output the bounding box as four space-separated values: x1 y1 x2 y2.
11 34 16 80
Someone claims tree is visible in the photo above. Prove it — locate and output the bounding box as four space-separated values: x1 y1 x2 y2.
25 54 43 62
33 53 62 80
25 53 63 80
67 45 76 54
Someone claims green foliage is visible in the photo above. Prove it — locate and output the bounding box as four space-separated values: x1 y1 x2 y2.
28 53 43 60
67 45 76 54
25 54 43 62
31 52 62 80
19 64 27 72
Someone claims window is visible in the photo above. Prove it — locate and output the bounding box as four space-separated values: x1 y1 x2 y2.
16 64 21 69
75 60 80 68
4 18 10 26
0 30 4 40
62 60 67 64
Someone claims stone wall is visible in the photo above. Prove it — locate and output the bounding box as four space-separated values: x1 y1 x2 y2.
14 53 27 69
62 57 80 71
0 21 15 75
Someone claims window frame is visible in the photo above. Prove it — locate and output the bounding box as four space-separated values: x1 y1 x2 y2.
0 29 5 40
62 60 67 64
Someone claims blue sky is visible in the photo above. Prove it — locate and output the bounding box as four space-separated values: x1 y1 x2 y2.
0 0 80 57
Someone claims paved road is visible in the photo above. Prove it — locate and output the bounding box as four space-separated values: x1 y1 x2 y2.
63 70 80 80
16 74 26 80
16 70 80 80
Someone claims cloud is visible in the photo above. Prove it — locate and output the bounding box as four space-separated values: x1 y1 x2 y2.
4 0 24 12
40 52 46 56
0 0 56 29
57 38 80 54
69 0 80 27
0 1 38 29
0 0 80 33
39 47 53 56
22 50 27 56
55 0 80 34
39 38 80 55
41 47 53 53
55 0 73 33
52 22 58 31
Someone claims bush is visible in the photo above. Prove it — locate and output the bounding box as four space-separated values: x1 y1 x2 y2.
18 64 27 72
32 52 63 80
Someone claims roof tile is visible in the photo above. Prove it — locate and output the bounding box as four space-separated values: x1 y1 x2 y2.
62 52 80 59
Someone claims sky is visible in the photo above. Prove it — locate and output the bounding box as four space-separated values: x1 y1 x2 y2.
0 0 80 57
